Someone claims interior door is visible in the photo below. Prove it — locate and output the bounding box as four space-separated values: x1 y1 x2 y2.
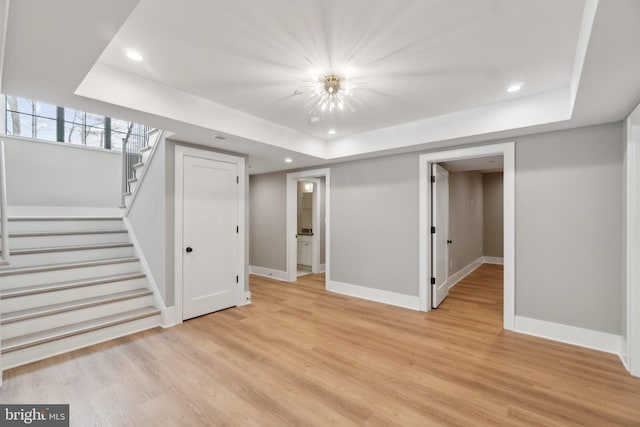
432 163 449 308
182 154 238 320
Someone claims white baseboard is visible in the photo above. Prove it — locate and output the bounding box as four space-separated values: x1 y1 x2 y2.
482 256 504 264
514 315 622 355
319 263 326 273
161 306 179 328
619 337 629 370
249 265 288 282
448 257 483 290
7 206 124 217
238 291 252 306
326 280 420 311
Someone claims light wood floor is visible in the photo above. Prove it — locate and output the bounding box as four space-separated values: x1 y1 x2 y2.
2 264 640 426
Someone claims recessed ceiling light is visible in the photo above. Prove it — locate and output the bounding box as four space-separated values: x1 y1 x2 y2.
309 116 320 124
328 129 336 135
125 49 143 62
507 84 522 93
285 158 293 163
213 135 226 140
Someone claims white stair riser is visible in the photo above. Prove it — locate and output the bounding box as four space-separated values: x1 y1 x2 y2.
1 277 147 312
1 314 161 370
0 261 140 289
6 246 135 268
142 150 151 164
134 165 144 180
9 232 130 249
2 294 154 339
129 181 138 194
7 219 123 233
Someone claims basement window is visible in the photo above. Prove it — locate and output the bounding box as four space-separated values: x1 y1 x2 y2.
4 94 152 152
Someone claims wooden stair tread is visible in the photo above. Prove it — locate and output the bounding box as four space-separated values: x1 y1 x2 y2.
7 216 122 221
4 230 128 238
2 288 152 324
0 257 139 276
1 306 161 354
6 242 133 256
1 272 146 298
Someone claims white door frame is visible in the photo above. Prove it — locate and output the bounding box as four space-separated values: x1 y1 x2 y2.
174 145 246 323
286 168 330 283
625 105 640 377
419 142 515 330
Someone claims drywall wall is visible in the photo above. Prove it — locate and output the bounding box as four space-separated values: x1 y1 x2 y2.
331 154 419 295
319 176 326 265
247 122 623 335
515 122 623 334
126 136 167 305
447 171 483 276
248 171 287 271
3 136 121 207
483 172 504 257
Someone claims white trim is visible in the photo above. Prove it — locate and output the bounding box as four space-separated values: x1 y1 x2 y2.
482 256 504 265
174 145 246 323
447 257 483 290
240 291 252 306
327 280 421 311
249 265 288 282
161 306 178 328
419 142 515 331
626 102 640 377
286 168 331 283
122 216 167 319
620 337 629 371
514 316 622 355
0 133 122 155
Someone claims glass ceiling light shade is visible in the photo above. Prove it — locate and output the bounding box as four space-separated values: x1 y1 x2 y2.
297 72 363 117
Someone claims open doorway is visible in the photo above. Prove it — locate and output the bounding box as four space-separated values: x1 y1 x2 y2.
431 156 504 308
286 168 331 283
419 142 515 330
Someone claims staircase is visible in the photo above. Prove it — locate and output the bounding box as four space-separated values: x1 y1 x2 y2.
0 216 161 370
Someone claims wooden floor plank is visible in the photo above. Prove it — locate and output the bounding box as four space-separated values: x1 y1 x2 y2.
1 264 639 426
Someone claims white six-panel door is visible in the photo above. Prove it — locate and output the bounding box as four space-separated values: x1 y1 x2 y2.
182 154 238 320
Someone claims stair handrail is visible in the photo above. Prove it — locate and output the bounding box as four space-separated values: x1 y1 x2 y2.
0 139 9 265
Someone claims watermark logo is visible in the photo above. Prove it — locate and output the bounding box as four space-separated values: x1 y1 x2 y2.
0 405 68 426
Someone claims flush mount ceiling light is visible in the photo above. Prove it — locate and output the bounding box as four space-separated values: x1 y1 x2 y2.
328 129 336 135
297 69 364 118
124 48 143 62
507 83 522 93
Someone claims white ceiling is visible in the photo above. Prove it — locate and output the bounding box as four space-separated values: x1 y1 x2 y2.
2 0 640 174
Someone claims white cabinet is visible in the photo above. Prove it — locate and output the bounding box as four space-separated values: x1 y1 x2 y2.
297 235 313 266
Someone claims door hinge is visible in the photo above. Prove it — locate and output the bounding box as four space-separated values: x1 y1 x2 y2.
236 226 239 233
431 226 436 234
431 175 435 183
237 176 239 184
236 275 239 283
431 277 436 285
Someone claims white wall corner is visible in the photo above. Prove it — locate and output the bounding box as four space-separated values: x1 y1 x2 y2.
249 265 289 282
514 315 622 355
319 263 326 273
326 280 421 311
448 257 483 290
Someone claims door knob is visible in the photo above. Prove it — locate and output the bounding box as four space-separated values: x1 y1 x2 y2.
186 247 193 253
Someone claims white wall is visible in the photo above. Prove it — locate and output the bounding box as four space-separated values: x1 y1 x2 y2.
126 136 167 305
3 136 121 207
